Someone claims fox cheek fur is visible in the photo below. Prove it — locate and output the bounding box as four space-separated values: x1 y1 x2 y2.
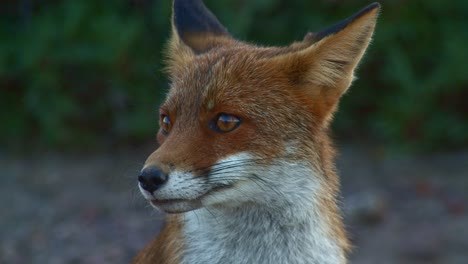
134 1 379 263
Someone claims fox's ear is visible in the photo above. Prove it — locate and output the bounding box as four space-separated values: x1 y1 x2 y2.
166 0 233 70
270 3 380 126
276 3 380 91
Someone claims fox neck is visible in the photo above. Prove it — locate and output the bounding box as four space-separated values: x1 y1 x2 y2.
181 162 347 264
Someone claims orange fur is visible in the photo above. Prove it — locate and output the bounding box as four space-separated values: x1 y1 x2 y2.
132 216 183 264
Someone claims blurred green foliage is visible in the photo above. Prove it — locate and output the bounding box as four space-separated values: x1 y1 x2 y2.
1 0 467 151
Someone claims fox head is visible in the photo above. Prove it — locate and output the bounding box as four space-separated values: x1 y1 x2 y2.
138 0 380 214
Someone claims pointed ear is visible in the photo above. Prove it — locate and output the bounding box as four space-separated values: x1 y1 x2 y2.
270 3 380 126
278 3 380 89
166 0 233 70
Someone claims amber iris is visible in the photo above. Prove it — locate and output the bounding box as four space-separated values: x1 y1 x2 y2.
213 113 241 133
161 115 172 135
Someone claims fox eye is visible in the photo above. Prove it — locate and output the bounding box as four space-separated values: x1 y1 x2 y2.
160 115 172 135
211 113 241 133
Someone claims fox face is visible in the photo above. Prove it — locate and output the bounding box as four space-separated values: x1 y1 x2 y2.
140 51 325 214
138 0 379 215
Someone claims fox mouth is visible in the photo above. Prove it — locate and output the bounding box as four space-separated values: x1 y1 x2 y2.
149 185 231 214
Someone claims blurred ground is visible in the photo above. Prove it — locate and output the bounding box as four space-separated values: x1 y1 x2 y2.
1 144 467 264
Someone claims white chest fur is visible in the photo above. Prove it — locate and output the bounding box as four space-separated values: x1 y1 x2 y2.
181 194 345 264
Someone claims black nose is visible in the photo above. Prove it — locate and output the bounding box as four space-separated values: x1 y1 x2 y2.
138 166 168 193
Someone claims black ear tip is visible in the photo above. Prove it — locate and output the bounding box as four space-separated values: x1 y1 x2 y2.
365 2 381 13
173 0 228 37
354 2 381 20
313 2 381 41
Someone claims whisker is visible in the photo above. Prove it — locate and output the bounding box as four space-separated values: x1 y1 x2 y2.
249 174 287 203
192 153 297 175
192 210 200 229
204 207 219 225
192 157 269 173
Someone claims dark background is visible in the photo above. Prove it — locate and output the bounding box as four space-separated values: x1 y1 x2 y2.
2 0 467 151
1 0 467 263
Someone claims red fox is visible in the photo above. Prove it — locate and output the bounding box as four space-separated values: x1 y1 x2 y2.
134 1 379 263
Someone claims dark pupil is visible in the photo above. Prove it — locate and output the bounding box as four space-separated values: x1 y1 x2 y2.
218 114 239 131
